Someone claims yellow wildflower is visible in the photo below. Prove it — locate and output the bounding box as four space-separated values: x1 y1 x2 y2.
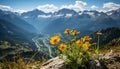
64 29 71 34
82 44 89 50
82 42 91 50
96 31 102 35
81 38 85 42
50 36 60 45
84 36 92 41
79 52 83 56
76 40 83 46
59 44 67 51
85 42 91 47
71 30 80 36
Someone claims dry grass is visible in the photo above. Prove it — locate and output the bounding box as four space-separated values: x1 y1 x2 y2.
0 59 44 69
0 54 46 69
99 45 120 54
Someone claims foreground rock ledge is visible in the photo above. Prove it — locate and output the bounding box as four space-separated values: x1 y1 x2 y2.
41 51 120 69
41 57 65 69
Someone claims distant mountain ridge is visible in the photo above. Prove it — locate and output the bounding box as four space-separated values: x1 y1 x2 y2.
0 19 36 48
0 9 37 33
18 8 120 35
0 8 119 35
0 9 38 50
0 12 38 59
20 8 120 18
21 9 45 19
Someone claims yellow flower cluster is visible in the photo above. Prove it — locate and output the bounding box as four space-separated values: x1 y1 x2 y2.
50 35 67 51
82 42 91 50
50 29 93 51
64 29 80 36
71 30 80 36
76 35 92 50
49 28 101 68
83 36 92 41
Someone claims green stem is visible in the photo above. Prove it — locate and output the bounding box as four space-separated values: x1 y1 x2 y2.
97 35 100 58
72 63 78 69
97 36 100 50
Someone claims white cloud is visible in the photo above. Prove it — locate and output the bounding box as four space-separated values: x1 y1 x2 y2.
15 9 27 14
0 5 12 11
37 4 58 13
38 15 52 18
36 1 87 12
91 5 98 9
0 5 27 13
60 1 87 12
103 2 120 10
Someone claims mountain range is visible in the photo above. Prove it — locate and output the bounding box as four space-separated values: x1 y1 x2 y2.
18 8 120 35
0 10 37 33
0 9 37 52
0 9 38 60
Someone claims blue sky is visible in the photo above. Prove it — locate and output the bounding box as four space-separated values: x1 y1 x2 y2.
0 0 120 13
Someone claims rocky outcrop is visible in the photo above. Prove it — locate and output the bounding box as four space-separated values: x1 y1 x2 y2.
106 56 120 69
86 60 107 69
41 51 120 69
41 58 108 69
41 57 65 69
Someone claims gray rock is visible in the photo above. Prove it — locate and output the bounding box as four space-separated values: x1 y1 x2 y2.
41 57 107 69
86 60 107 69
41 57 65 69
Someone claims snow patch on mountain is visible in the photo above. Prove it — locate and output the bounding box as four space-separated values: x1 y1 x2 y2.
55 14 64 17
24 16 29 18
65 14 72 17
38 15 52 18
